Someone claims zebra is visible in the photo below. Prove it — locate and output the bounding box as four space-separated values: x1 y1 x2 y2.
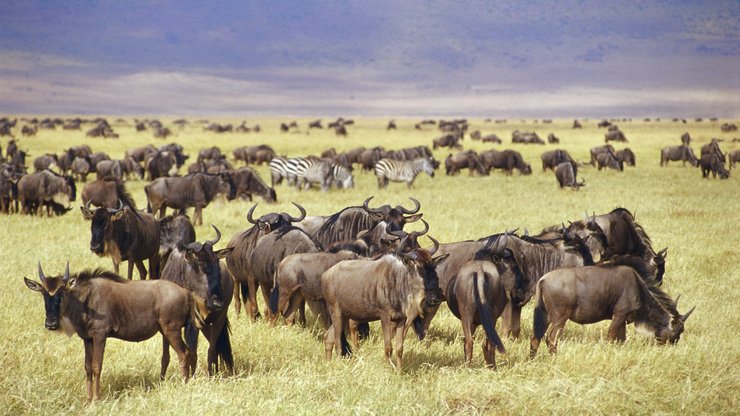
269 156 290 187
295 158 355 191
374 157 435 189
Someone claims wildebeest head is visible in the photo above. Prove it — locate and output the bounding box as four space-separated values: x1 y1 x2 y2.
218 172 237 200
24 261 70 330
363 196 423 232
652 247 668 284
183 225 233 311
477 233 525 305
397 235 448 308
666 295 695 344
247 202 306 232
81 199 125 254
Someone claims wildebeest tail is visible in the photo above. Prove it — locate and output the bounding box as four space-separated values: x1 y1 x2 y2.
532 283 549 342
340 330 352 357
473 272 506 354
268 280 280 315
188 292 208 330
216 317 234 373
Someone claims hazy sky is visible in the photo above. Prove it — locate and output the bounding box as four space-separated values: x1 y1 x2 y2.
1 1 738 117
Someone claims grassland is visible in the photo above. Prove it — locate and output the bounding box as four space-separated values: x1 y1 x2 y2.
1 117 738 415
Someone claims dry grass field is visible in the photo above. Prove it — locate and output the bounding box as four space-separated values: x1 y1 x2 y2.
1 117 738 415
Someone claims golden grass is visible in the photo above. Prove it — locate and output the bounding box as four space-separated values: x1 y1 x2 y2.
1 117 738 415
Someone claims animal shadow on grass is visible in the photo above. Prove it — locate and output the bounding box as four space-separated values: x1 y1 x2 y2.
102 372 159 400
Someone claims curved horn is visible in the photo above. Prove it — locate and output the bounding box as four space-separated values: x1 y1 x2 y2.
674 294 681 308
427 235 439 256
246 204 258 224
363 196 382 213
658 247 668 257
409 218 429 239
206 224 221 246
495 232 509 256
395 235 409 256
64 261 70 282
286 202 306 222
386 222 407 238
84 199 93 211
680 306 696 322
107 199 123 213
399 197 421 214
38 261 46 283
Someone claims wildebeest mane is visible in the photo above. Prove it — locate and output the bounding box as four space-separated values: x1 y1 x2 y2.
73 268 128 284
275 225 324 249
315 206 375 246
599 255 655 281
114 179 138 210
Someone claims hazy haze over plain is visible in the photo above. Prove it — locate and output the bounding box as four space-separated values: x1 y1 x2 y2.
1 1 738 118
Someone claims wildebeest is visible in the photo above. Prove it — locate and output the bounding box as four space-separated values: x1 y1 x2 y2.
24 262 207 402
198 146 222 162
590 144 616 165
321 236 447 371
81 200 161 280
95 159 124 181
233 144 275 165
432 133 463 150
225 203 307 319
16 169 76 215
145 172 236 225
125 144 157 165
700 138 726 162
616 148 636 166
71 156 91 182
445 150 487 176
681 132 691 145
481 133 502 144
573 119 582 129
530 256 694 357
161 225 234 375
729 149 740 170
81 178 136 210
445 236 523 368
660 145 698 167
700 153 730 179
604 126 628 142
512 130 544 144
145 150 178 180
33 154 58 172
596 151 624 171
479 149 532 175
230 166 277 202
158 214 196 268
547 133 560 144
541 149 575 171
374 157 435 188
555 161 584 189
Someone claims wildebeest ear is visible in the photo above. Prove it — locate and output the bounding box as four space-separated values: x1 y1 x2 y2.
215 247 234 259
185 249 199 265
110 210 125 222
23 277 43 292
80 206 94 220
404 213 423 223
432 253 450 265
66 277 77 289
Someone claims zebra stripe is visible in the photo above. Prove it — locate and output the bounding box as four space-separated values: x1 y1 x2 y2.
269 157 290 186
374 157 435 188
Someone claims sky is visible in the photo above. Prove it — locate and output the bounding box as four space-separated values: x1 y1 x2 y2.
0 0 738 118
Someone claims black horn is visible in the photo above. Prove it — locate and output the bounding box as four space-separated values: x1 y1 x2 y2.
246 204 258 224
286 202 306 223
363 196 383 213
107 199 124 213
398 197 421 214
37 261 46 283
427 235 440 256
409 218 429 239
206 224 221 246
680 306 696 322
63 261 70 283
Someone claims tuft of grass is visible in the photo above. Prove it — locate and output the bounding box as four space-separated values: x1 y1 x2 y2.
1 117 738 414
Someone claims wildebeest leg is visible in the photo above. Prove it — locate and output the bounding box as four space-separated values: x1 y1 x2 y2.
135 260 147 280
324 323 336 360
161 335 171 380
91 336 106 402
461 315 476 366
281 292 304 326
348 320 360 349
162 326 191 382
483 338 497 370
393 320 408 372
546 316 568 354
112 260 120 277
195 205 203 226
127 260 135 280
297 299 306 327
606 314 628 342
245 275 260 321
380 315 395 367
84 339 94 402
232 283 241 316
259 285 273 321
501 301 522 339
148 254 159 279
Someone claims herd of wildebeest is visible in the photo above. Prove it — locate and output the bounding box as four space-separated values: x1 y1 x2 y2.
4 115 733 402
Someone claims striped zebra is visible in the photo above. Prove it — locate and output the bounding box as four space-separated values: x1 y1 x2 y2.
295 158 354 191
269 156 290 187
374 157 435 189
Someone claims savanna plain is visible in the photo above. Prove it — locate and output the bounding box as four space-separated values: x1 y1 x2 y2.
1 117 738 415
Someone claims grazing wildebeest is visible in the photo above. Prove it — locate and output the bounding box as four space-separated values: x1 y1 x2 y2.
95 159 124 180
541 149 575 171
225 203 307 319
81 200 161 280
700 138 724 161
432 133 463 150
547 133 560 144
16 169 76 215
700 153 730 179
512 130 544 144
479 149 532 175
321 236 447 371
445 150 487 176
604 127 628 142
573 119 582 129
145 172 236 225
161 225 234 375
555 161 584 189
198 146 222 162
387 120 397 130
24 262 207 402
230 166 277 202
445 236 524 368
596 151 624 171
590 144 616 165
81 179 136 210
374 157 435 188
661 145 699 167
530 256 694 357
125 144 157 165
158 214 196 268
481 134 502 144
